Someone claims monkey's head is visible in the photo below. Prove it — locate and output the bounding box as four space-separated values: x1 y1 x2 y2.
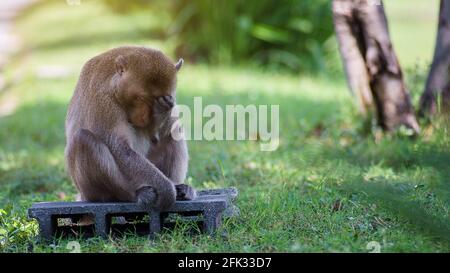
112 48 183 128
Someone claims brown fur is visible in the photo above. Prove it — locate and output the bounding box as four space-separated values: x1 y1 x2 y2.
65 46 195 211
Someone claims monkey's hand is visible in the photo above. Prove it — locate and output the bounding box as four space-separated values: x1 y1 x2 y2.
152 95 177 137
135 186 158 210
175 184 197 201
153 95 175 114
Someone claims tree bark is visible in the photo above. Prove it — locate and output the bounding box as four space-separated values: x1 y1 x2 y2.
333 0 420 133
420 0 450 116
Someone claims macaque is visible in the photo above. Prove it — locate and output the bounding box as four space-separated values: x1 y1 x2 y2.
65 46 196 211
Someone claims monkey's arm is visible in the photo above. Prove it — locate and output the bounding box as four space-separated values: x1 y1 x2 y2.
149 96 196 200
148 126 188 184
149 96 187 183
148 121 197 200
106 134 177 209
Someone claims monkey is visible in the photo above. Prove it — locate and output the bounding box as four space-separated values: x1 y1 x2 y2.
64 46 196 212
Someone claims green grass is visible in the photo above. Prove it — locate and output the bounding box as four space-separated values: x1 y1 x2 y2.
385 0 439 68
0 0 449 252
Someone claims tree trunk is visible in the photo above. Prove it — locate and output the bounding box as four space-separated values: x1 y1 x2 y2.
420 0 450 116
333 0 420 133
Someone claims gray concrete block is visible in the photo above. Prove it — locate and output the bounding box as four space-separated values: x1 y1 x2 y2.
28 187 238 241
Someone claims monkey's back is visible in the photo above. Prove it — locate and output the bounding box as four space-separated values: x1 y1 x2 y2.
65 48 130 141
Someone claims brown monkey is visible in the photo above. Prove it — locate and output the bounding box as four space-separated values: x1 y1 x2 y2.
65 46 196 211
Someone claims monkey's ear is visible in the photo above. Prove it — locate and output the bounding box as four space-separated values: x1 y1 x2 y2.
175 58 184 71
115 55 128 76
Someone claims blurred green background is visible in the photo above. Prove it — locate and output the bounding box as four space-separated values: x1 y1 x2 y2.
16 0 439 74
0 0 448 253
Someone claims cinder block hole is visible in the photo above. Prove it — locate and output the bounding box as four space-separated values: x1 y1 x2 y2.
53 214 95 238
108 212 151 236
162 211 204 233
109 212 149 224
54 213 95 227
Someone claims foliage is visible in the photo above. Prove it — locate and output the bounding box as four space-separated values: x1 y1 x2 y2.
103 0 335 73
170 0 335 72
0 203 38 251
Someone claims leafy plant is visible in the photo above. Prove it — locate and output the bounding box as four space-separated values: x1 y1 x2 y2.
102 0 335 73
168 0 334 73
0 203 38 251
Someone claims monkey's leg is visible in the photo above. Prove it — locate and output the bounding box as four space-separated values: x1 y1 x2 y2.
148 129 197 201
67 129 133 202
106 132 177 210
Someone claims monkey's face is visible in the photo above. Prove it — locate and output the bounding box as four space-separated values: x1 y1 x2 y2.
112 51 183 129
114 72 170 128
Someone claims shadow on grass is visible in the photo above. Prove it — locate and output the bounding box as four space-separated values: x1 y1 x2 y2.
0 101 69 200
316 136 450 247
341 180 450 247
0 101 67 151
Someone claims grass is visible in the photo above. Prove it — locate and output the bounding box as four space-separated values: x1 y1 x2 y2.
385 0 439 68
0 0 449 252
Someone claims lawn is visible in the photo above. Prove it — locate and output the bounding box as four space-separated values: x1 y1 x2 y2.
0 0 449 252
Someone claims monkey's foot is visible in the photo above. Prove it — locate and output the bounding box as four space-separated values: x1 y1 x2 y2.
136 186 157 210
175 184 197 201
